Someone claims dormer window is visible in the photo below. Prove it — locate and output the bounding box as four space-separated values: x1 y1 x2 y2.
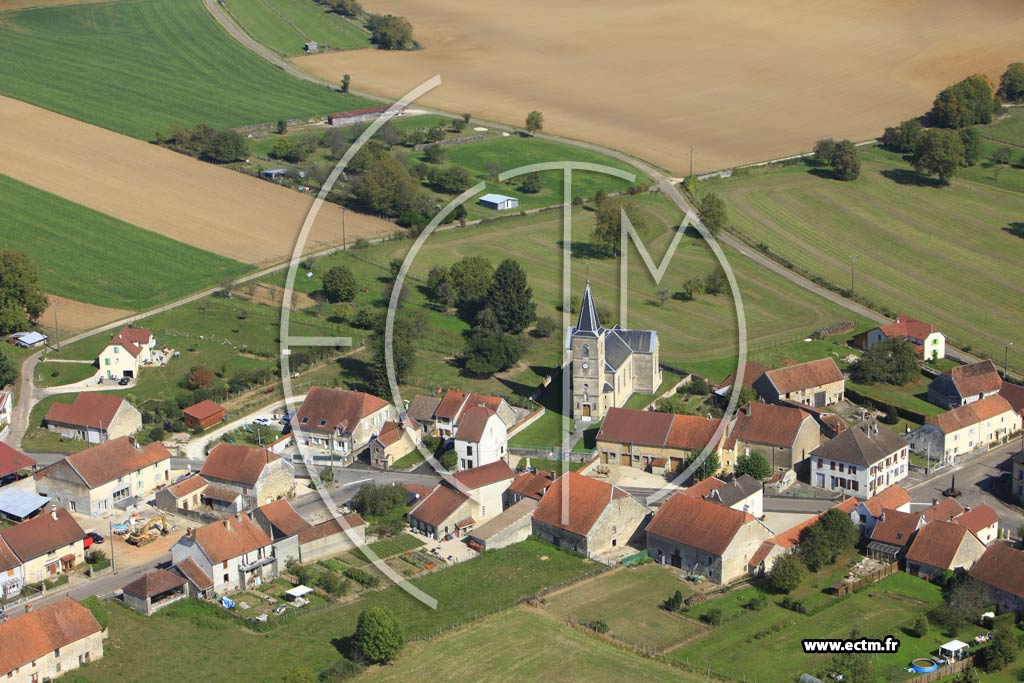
300 417 309 424
319 420 327 427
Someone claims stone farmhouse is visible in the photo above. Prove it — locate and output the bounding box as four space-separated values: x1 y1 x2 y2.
952 504 1001 544
292 387 396 464
369 416 423 469
408 389 523 439
907 395 1021 462
35 437 171 515
0 598 105 682
200 443 294 511
904 519 987 579
408 460 516 539
810 421 909 498
253 499 366 564
171 514 275 594
971 543 1024 618
0 508 85 584
505 469 554 507
595 407 724 472
121 569 189 616
849 484 911 536
746 498 858 576
866 509 925 563
43 393 142 444
724 402 821 472
856 315 945 361
752 357 845 408
566 283 661 421
682 474 764 518
531 471 649 558
646 493 773 584
98 325 157 380
927 360 1003 410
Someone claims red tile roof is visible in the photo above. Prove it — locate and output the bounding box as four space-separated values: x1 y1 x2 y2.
999 383 1024 416
452 460 515 490
597 408 723 451
905 520 979 570
947 360 1002 398
256 499 311 538
508 470 554 501
41 437 170 489
107 325 152 357
921 497 964 523
971 543 1024 599
403 483 434 500
201 443 281 487
0 442 35 479
763 357 843 394
165 473 208 498
454 406 498 443
667 415 724 450
182 400 224 421
408 485 469 527
953 505 1000 534
878 315 938 341
0 509 84 561
647 493 756 555
833 497 859 514
532 471 629 537
374 420 413 447
44 393 128 430
434 389 505 422
0 598 102 676
720 361 768 390
294 386 389 435
729 402 810 448
175 557 214 590
297 513 365 544
682 476 726 500
927 395 1017 433
869 509 922 546
0 536 19 573
122 569 186 598
191 515 271 565
861 485 911 518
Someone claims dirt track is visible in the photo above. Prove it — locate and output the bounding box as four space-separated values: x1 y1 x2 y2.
39 295 131 336
295 0 1024 174
0 96 400 266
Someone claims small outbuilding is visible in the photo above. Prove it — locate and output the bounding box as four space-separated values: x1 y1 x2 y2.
478 193 519 211
304 41 318 53
0 489 50 522
10 331 48 348
260 168 289 181
939 639 970 661
183 400 225 431
122 569 189 616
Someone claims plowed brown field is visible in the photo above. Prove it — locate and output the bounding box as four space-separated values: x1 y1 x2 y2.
40 295 131 336
0 96 399 266
294 0 1024 174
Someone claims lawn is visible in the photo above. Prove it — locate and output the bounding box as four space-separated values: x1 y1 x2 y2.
0 174 251 310
541 564 705 651
0 0 376 140
349 534 424 562
222 0 369 56
34 361 97 388
74 539 598 682
360 608 703 682
709 135 1024 373
21 393 99 454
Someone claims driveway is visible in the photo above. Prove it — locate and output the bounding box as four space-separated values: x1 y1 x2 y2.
182 394 304 459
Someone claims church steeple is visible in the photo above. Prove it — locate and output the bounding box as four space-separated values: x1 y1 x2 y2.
576 282 601 336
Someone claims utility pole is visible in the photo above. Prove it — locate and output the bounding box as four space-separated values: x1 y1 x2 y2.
1005 342 1013 379
52 299 60 351
341 206 347 251
849 255 857 295
109 520 116 573
689 146 695 179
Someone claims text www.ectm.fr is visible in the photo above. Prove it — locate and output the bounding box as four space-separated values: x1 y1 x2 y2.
802 637 901 654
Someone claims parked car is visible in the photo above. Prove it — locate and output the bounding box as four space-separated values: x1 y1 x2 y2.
118 376 130 386
86 531 105 545
252 417 271 426
83 535 93 549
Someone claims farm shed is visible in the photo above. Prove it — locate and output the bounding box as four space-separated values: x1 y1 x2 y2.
478 193 519 211
304 41 319 53
467 498 536 551
122 569 189 616
0 489 50 522
183 400 225 431
9 331 47 348
260 168 289 181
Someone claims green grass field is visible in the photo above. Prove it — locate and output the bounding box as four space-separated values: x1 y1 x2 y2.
360 608 702 682
0 0 375 139
34 361 97 388
73 539 597 682
22 393 98 453
350 533 424 562
223 0 369 56
541 565 704 651
0 174 250 310
709 125 1024 371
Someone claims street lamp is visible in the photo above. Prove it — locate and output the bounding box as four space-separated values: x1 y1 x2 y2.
1005 341 1014 379
849 256 857 295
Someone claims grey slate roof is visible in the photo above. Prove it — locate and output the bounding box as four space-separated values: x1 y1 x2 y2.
575 282 601 337
709 474 761 507
811 421 905 467
610 327 657 354
605 332 632 370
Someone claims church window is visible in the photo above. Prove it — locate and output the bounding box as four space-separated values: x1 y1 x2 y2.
582 344 589 357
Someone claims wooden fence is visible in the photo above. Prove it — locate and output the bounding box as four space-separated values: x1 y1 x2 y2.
905 658 971 683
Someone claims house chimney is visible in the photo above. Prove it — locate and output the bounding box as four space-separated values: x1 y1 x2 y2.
50 504 58 521
23 603 32 613
880 511 886 523
744 403 752 416
964 506 971 513
932 498 938 506
224 518 231 532
186 527 194 539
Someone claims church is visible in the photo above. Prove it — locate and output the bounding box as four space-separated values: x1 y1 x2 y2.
565 283 662 420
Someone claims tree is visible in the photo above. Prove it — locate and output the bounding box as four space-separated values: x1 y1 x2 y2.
462 112 472 124
0 353 14 388
451 118 466 133
321 266 358 303
438 449 457 471
910 612 929 638
678 276 705 301
939 576 993 630
592 197 648 257
813 139 837 164
350 482 406 516
427 165 472 194
954 664 980 683
703 267 727 295
448 256 494 315
353 156 419 217
932 74 997 128
735 452 772 480
686 451 720 480
519 171 542 194
531 316 557 338
426 265 455 310
992 145 1013 166
487 258 536 334
463 309 521 376
725 385 757 408
829 140 860 180
698 192 728 234
998 62 1024 102
0 250 47 332
959 127 982 166
982 625 1019 672
912 129 965 184
352 607 404 664
422 143 446 163
201 130 248 163
525 110 544 133
799 509 857 571
854 337 919 385
881 118 923 153
366 14 414 50
389 258 403 280
341 73 351 93
769 553 804 593
281 668 316 683
656 288 671 306
185 365 215 390
662 589 684 612
367 308 424 399
276 119 288 135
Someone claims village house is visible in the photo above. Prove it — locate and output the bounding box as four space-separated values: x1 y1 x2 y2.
999 381 1024 418
746 498 858 576
683 474 764 518
200 443 294 511
182 400 225 431
0 442 36 491
857 315 945 361
121 569 189 616
171 514 275 594
725 402 821 472
970 543 1024 618
369 416 422 469
850 484 911 536
714 361 768 397
174 557 215 600
907 395 1021 463
810 421 909 498
154 473 209 513
253 498 366 564
596 407 724 473
35 437 171 515
531 471 649 558
866 509 924 563
0 598 105 682
566 283 661 421
647 493 773 584
927 360 1003 410
920 496 964 523
0 507 85 583
98 325 157 380
292 387 396 464
408 461 515 539
0 535 24 601
418 389 521 438
453 405 508 470
953 504 1000 544
752 357 845 408
43 393 142 444
904 520 987 579
505 469 554 507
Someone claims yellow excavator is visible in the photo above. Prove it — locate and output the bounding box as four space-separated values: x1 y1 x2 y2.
126 515 169 547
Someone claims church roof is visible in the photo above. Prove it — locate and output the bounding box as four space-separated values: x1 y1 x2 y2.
575 282 601 337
